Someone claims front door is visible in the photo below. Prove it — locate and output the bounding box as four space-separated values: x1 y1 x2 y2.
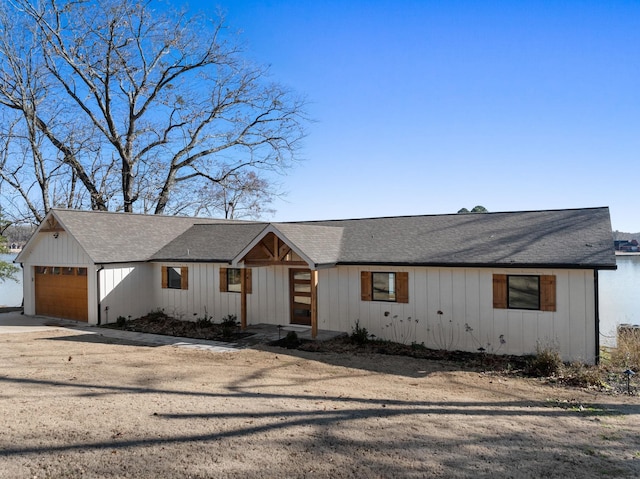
289 268 312 325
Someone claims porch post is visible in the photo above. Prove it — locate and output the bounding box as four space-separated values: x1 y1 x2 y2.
311 269 318 338
240 268 247 330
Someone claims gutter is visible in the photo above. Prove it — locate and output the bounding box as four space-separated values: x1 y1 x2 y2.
594 269 600 365
96 265 104 325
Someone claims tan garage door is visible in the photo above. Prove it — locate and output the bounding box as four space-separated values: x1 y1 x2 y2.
35 266 88 322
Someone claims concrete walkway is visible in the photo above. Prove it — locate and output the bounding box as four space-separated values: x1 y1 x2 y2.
0 311 344 353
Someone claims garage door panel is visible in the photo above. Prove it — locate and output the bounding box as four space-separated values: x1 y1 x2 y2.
35 266 88 322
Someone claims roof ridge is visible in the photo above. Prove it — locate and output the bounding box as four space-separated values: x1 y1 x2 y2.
281 206 610 224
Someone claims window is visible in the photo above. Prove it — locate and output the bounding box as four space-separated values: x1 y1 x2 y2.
493 274 556 311
360 271 409 303
373 272 396 302
162 266 188 290
508 275 539 310
219 267 252 293
227 268 242 293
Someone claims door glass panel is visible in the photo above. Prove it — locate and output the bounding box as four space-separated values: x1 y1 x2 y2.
293 271 311 281
293 309 311 317
294 296 311 305
294 283 311 293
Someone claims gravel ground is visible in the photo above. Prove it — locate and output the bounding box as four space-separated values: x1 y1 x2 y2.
1 327 639 478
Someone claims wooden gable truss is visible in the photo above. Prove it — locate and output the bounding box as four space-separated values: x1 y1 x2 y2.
241 232 307 266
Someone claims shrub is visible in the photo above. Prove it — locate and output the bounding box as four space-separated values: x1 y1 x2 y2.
283 331 301 349
146 309 168 321
196 316 213 328
116 316 127 327
221 314 238 338
350 320 369 345
221 314 238 328
562 362 606 388
527 343 563 377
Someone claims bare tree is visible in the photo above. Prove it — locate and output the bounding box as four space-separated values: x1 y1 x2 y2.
193 170 277 220
0 208 20 282
0 0 307 223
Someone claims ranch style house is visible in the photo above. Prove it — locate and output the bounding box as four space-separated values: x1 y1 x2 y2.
15 206 616 363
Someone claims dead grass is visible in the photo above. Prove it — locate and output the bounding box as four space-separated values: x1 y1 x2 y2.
1 329 639 478
609 327 640 371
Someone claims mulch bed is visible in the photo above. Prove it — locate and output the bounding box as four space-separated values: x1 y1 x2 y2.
102 311 252 342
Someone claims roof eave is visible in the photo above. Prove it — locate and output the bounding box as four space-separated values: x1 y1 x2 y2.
335 261 617 270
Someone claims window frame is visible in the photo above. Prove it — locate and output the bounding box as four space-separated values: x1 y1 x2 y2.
219 267 252 294
167 267 183 290
226 268 242 293
361 271 409 303
493 274 556 312
162 266 188 290
372 271 397 302
507 275 540 310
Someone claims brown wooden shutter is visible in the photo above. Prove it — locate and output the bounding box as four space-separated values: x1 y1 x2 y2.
361 271 372 301
244 268 252 294
219 267 228 292
396 272 409 303
181 267 188 290
493 274 507 309
162 266 168 289
540 275 556 312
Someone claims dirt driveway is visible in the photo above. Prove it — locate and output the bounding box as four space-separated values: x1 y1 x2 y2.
1 325 638 478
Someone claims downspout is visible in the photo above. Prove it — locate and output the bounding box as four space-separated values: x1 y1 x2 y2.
594 269 600 365
19 263 24 313
96 265 104 325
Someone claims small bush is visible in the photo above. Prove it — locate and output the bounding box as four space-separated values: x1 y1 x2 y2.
350 320 369 345
221 314 238 338
527 343 563 377
116 316 127 327
146 309 168 321
196 316 213 328
221 314 238 328
283 331 301 349
562 362 605 388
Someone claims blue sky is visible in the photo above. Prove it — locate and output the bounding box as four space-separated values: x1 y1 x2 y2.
189 0 639 231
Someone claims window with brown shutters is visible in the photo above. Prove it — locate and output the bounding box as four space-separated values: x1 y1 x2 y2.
493 274 556 311
220 267 252 293
162 266 188 290
361 271 408 303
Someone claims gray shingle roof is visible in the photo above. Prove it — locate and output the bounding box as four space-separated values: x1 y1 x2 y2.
269 223 344 266
23 207 616 269
49 209 236 263
151 223 268 262
300 207 616 268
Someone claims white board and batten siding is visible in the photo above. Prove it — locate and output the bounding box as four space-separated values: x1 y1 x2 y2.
20 231 96 320
153 263 242 322
316 266 597 364
150 263 294 325
98 264 155 323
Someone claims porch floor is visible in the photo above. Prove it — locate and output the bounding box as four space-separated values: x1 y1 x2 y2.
240 323 346 346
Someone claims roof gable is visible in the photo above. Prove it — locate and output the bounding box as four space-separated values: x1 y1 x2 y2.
20 209 236 264
231 223 344 268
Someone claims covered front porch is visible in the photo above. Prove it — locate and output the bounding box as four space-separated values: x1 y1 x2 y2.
233 224 343 338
